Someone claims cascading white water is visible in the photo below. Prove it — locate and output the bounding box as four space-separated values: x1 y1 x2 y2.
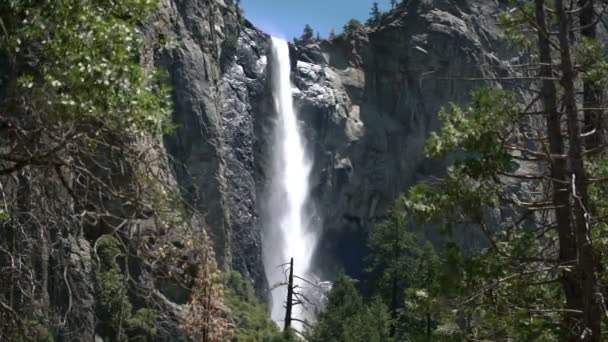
263 37 317 328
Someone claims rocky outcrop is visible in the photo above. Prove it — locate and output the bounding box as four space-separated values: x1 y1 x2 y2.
0 1 267 340
150 0 270 292
155 0 520 286
220 24 271 293
290 0 517 277
152 0 238 271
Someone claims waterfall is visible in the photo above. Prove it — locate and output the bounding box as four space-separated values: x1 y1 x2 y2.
263 37 317 328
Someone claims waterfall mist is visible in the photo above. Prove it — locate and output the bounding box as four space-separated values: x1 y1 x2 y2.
262 37 318 328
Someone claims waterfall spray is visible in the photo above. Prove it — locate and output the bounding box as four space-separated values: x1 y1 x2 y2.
262 37 317 329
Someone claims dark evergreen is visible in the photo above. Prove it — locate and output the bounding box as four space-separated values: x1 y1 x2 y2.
308 275 391 342
343 19 363 36
299 24 315 44
366 2 381 26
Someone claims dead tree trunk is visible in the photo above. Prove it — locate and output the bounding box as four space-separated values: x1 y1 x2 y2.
284 257 294 332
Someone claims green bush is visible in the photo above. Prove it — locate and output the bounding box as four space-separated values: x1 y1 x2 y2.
224 272 283 341
343 19 363 37
308 275 392 342
95 235 158 342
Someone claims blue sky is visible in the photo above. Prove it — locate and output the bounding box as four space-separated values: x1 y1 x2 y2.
241 0 392 40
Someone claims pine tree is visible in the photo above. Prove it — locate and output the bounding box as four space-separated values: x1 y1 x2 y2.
300 24 314 44
367 199 418 318
308 275 391 342
404 1 608 339
366 198 440 339
328 29 337 40
366 2 382 26
343 19 363 37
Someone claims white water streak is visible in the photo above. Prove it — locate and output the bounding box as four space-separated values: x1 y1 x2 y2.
263 37 317 329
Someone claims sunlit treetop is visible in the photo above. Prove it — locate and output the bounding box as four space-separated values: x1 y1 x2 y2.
1 0 171 135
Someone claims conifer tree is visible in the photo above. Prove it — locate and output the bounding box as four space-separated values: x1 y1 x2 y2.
328 29 337 40
403 0 608 340
308 275 391 342
366 198 439 339
366 2 381 26
343 19 363 37
299 24 315 44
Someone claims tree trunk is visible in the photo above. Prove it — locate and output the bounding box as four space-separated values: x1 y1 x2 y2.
579 0 603 150
390 220 399 336
556 1 601 340
284 257 294 332
534 2 582 340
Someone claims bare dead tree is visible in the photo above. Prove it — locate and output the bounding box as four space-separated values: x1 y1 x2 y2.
269 257 325 339
284 258 294 332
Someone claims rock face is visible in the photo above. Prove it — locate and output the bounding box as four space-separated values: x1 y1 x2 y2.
289 0 516 277
0 1 270 341
158 0 518 284
151 0 271 293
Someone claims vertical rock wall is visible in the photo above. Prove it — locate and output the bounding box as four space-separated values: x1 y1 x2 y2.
151 0 271 291
291 0 516 277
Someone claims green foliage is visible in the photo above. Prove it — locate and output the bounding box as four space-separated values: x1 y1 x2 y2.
406 89 519 226
343 19 363 37
293 24 316 45
96 234 123 269
342 298 391 342
307 3 608 341
366 2 382 26
576 37 608 83
366 197 442 341
497 3 535 48
270 330 299 342
587 158 608 291
396 0 409 8
402 87 565 340
367 197 439 309
127 308 159 340
300 24 315 43
308 275 392 342
0 208 9 222
95 235 159 341
224 272 282 342
8 321 55 342
1 0 171 135
426 89 518 161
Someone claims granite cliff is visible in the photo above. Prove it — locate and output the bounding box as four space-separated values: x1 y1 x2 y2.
0 0 522 340
166 0 518 282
